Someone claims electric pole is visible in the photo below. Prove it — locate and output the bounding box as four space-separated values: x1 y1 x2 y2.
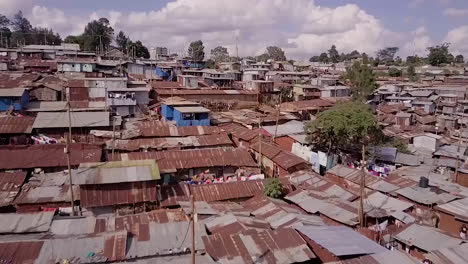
66 91 76 216
191 195 196 264
359 144 366 228
272 92 283 142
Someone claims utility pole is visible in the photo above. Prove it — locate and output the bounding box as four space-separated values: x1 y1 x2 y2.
272 92 283 142
191 195 196 264
455 123 464 183
358 144 366 228
66 91 76 216
112 116 116 160
258 117 262 169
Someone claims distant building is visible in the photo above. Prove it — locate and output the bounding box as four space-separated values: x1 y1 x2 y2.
161 98 210 126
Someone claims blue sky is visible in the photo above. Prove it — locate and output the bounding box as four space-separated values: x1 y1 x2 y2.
1 0 468 59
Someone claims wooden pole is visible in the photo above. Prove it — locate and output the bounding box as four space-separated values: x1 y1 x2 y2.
359 144 366 228
272 92 283 142
112 116 116 160
66 92 76 216
191 195 196 264
455 124 464 183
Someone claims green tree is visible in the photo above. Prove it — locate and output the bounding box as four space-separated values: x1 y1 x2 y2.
343 61 378 102
31 27 62 45
388 67 402 77
0 14 11 47
264 178 285 198
128 40 150 59
10 11 33 46
328 45 339 63
427 43 450 66
205 59 216 69
0 14 9 27
266 46 286 61
455 54 464 64
115 31 130 53
406 55 421 65
407 65 418 82
256 53 270 62
309 55 320 62
306 101 381 154
188 40 205 61
210 46 229 63
376 47 399 64
82 18 114 52
64 35 85 47
319 52 329 63
362 53 369 65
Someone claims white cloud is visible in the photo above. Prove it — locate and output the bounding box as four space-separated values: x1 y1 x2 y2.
402 27 433 57
444 25 468 56
24 0 400 60
443 8 468 17
0 0 33 16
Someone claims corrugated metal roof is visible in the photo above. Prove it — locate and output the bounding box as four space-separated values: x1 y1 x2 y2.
0 87 27 97
25 101 68 111
396 186 459 205
158 183 190 207
391 211 416 224
178 201 243 215
296 225 386 256
156 89 256 95
361 192 413 218
280 99 333 112
436 197 468 221
203 228 316 264
340 250 420 264
218 123 259 142
262 120 305 137
190 180 265 202
174 106 210 113
0 143 102 169
251 141 308 170
393 224 462 251
113 148 257 173
76 160 160 184
0 115 35 134
204 214 270 235
0 240 44 264
0 212 54 234
108 133 233 151
50 217 98 235
80 181 158 208
123 120 221 138
118 254 216 264
0 72 40 88
33 111 110 128
0 171 27 207
425 243 468 264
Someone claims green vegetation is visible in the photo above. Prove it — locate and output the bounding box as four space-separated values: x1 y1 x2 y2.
264 178 285 198
342 61 378 102
188 40 205 61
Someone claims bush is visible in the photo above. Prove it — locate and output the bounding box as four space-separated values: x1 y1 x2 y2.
264 178 285 198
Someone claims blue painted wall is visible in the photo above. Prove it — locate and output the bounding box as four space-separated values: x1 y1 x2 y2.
173 109 210 127
0 91 29 111
161 104 174 120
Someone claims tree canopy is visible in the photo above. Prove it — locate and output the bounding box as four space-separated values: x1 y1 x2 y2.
305 101 381 154
210 46 229 63
328 45 339 63
266 46 286 61
128 40 150 59
407 64 418 82
376 47 399 64
264 178 285 198
427 43 451 66
388 67 402 77
115 31 130 53
188 40 205 61
342 61 378 102
455 54 464 64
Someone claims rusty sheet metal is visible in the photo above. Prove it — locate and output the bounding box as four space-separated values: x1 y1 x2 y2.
156 89 257 95
108 133 233 151
0 240 44 264
203 228 316 264
0 144 102 170
0 171 27 207
114 209 188 232
157 183 190 207
124 120 221 138
219 123 259 142
14 184 79 206
0 116 35 134
103 231 128 261
69 86 90 101
0 211 55 234
205 214 270 235
190 180 265 202
80 181 158 208
0 72 40 88
251 141 307 170
178 201 244 215
113 148 257 173
280 99 334 112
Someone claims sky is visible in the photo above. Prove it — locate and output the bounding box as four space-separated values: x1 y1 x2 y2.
1 0 468 60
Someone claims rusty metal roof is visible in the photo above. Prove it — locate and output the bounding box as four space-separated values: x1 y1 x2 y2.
0 72 41 88
80 181 158 208
0 241 44 264
0 115 35 134
108 133 233 151
123 120 221 139
157 183 190 207
0 171 27 207
0 144 102 170
218 122 259 142
76 160 160 184
178 201 244 215
114 148 257 173
204 214 270 235
203 228 316 264
190 180 265 202
280 99 333 112
156 89 257 95
251 141 308 170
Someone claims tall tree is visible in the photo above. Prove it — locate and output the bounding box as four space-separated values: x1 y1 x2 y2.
64 35 85 47
256 53 270 62
455 54 464 64
309 55 320 62
210 46 229 63
328 45 339 63
376 47 399 64
388 67 402 77
407 65 418 82
427 43 450 66
0 13 11 48
82 18 114 52
10 11 33 46
115 31 130 53
188 40 205 61
361 53 369 65
305 101 381 154
128 40 150 59
406 55 420 65
319 52 329 63
30 27 62 45
0 14 9 28
266 46 286 61
343 61 378 102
